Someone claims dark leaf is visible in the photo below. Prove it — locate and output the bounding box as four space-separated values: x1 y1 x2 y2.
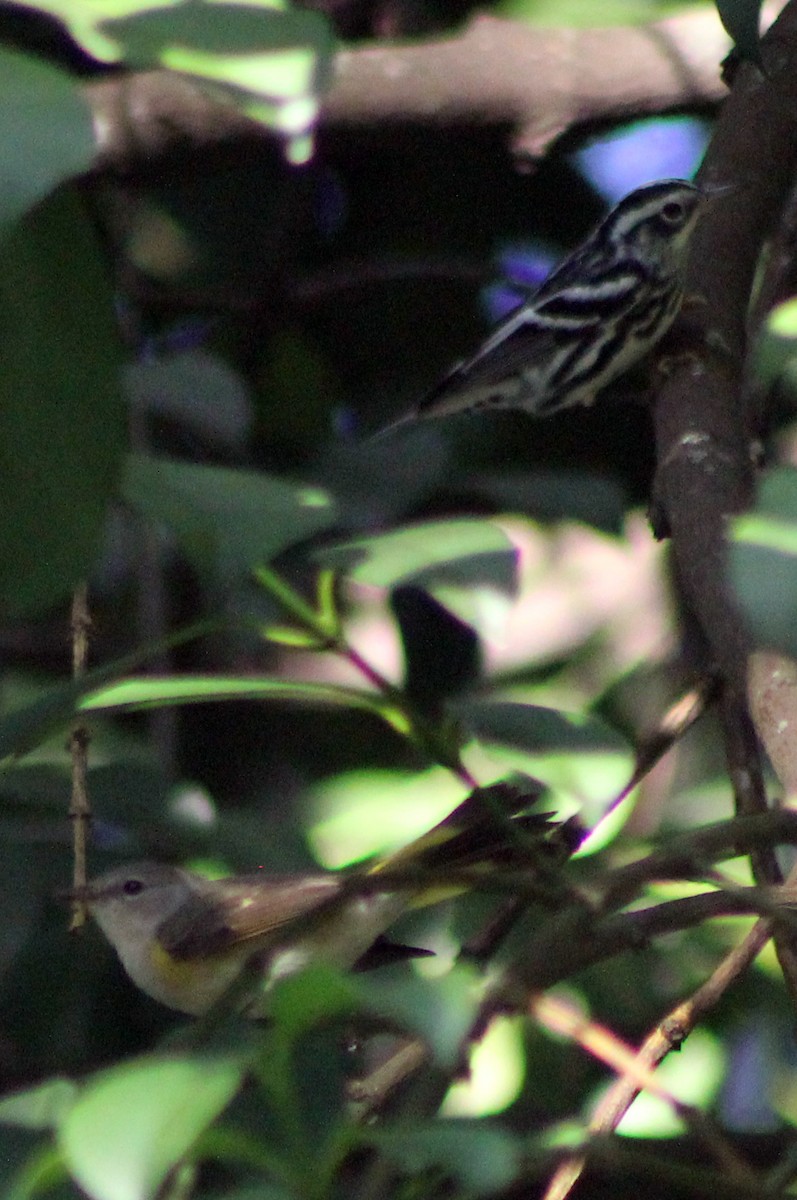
317 519 517 592
0 189 125 617
716 0 764 68
392 586 481 716
0 49 94 239
123 457 338 584
455 699 628 755
369 1120 521 1195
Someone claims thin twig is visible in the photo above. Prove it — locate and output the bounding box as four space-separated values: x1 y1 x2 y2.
68 582 92 931
601 809 797 910
594 677 716 828
535 991 761 1200
541 916 773 1200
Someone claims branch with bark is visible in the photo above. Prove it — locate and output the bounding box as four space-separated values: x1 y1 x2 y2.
83 7 731 171
651 0 797 799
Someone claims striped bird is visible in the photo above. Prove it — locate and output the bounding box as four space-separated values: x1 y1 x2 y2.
381 179 707 432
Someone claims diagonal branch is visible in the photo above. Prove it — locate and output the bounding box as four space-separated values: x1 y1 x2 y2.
542 917 774 1200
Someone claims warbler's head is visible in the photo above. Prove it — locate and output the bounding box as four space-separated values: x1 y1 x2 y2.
600 179 707 281
83 861 194 942
78 862 205 1008
75 861 359 1016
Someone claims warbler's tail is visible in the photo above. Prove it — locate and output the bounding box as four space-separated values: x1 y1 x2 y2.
370 779 580 886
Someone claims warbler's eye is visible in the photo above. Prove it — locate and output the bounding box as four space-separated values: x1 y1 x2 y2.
123 878 145 896
660 201 686 224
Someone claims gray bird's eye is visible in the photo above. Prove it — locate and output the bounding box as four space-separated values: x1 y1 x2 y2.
123 878 145 896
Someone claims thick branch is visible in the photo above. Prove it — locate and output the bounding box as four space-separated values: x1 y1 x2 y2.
83 8 730 171
651 1 797 697
749 652 797 793
326 10 729 159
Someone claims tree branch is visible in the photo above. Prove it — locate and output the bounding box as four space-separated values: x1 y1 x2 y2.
651 1 797 698
83 7 731 171
325 9 729 160
542 917 774 1200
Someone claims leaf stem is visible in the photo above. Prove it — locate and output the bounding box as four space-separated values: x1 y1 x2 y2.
255 566 477 786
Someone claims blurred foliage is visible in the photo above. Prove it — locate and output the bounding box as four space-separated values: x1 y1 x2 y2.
8 0 335 162
732 468 797 657
731 311 797 657
497 0 692 25
1 2 796 1200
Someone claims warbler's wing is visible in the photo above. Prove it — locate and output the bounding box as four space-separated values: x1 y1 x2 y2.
416 314 563 418
158 873 344 960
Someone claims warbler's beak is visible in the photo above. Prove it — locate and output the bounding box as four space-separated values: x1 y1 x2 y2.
700 180 738 202
56 883 96 904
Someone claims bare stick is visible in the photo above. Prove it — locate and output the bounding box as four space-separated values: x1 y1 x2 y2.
68 582 92 930
541 917 773 1200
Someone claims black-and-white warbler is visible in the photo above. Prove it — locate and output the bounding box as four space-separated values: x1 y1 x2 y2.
381 179 707 432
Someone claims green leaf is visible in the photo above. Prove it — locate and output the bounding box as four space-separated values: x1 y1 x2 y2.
78 674 414 742
0 681 84 763
314 569 341 637
470 468 627 534
319 433 452 524
126 350 252 450
58 1055 244 1200
8 0 147 61
253 564 335 638
261 624 328 649
122 456 338 583
357 963 482 1070
0 188 125 618
0 620 218 763
392 586 481 715
0 48 95 239
731 468 797 655
255 969 355 1176
0 676 107 765
267 964 358 1040
194 1124 292 1189
194 1188 290 1200
316 519 517 592
497 0 687 25
732 545 797 654
80 675 385 717
743 466 797 519
0 1079 77 1130
3 1142 69 1200
456 700 629 754
752 298 797 396
100 3 329 60
369 1120 521 1195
